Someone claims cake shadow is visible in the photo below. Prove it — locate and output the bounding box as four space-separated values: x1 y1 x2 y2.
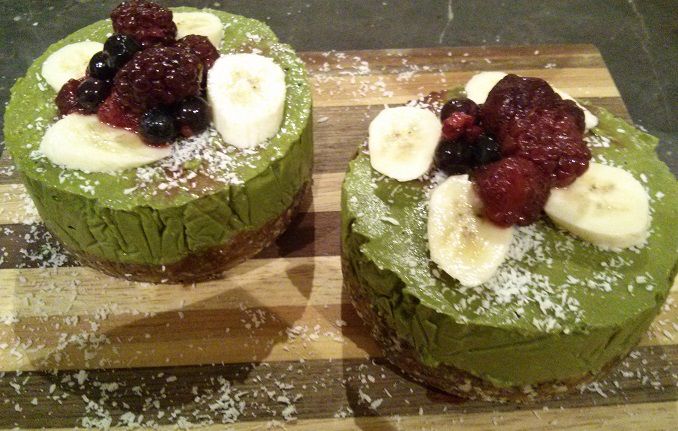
18 254 314 376
338 288 469 430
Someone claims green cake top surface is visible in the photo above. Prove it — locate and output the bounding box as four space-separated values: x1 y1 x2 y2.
343 104 678 336
4 7 312 211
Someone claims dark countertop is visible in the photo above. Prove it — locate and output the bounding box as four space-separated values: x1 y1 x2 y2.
1 0 675 173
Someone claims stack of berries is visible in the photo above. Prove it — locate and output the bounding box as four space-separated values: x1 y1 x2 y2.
55 0 219 146
433 74 592 227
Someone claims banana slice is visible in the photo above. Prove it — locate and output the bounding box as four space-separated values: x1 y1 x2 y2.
544 163 650 249
428 175 514 287
207 53 286 149
40 114 171 173
464 71 597 130
464 71 507 105
174 12 224 48
368 106 441 182
41 41 103 91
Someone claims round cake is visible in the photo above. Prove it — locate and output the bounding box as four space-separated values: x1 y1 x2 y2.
4 3 312 283
341 75 678 401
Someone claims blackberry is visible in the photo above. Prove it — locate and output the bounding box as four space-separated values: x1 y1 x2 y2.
87 51 117 80
139 108 177 145
114 46 202 113
174 35 219 73
76 78 111 111
104 33 142 69
174 96 210 137
472 156 551 227
111 0 177 48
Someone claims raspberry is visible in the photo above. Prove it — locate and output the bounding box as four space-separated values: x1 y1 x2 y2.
442 111 481 141
502 102 590 187
473 157 551 227
55 78 90 116
113 46 201 113
111 0 177 48
174 35 219 71
481 74 560 143
558 99 586 133
97 92 140 131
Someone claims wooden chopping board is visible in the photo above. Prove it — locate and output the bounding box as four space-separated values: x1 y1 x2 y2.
0 44 676 430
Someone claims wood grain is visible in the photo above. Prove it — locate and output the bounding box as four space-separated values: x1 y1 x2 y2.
1 350 676 429
0 44 674 429
0 257 675 372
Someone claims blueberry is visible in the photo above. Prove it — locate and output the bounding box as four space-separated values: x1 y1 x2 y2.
87 51 117 80
440 98 479 121
139 108 177 146
174 96 210 136
104 34 141 69
434 139 475 175
75 78 111 112
472 135 502 166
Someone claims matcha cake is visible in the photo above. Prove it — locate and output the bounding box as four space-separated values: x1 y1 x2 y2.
341 73 678 401
4 1 312 282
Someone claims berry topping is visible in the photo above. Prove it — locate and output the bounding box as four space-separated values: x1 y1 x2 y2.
139 108 178 145
441 111 482 142
174 35 219 81
110 0 177 48
442 112 473 141
87 51 117 80
473 156 551 227
114 46 202 113
174 96 210 137
502 102 590 187
76 78 111 112
434 138 475 175
55 78 89 116
472 135 502 166
103 33 142 69
440 98 479 121
481 74 560 140
97 92 140 131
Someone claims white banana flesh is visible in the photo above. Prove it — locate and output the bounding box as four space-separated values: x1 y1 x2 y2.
40 114 171 173
464 71 508 105
428 175 514 287
464 71 598 130
41 41 103 91
174 11 224 48
207 53 287 149
544 162 650 249
368 106 441 182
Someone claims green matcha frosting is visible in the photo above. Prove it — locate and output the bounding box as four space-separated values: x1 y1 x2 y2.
4 8 313 266
342 103 678 388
